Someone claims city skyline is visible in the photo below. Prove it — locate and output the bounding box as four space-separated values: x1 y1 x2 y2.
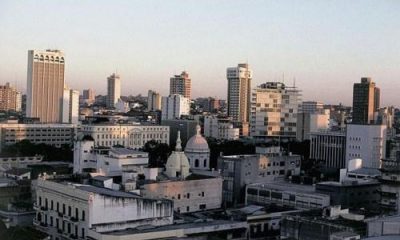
1 1 400 106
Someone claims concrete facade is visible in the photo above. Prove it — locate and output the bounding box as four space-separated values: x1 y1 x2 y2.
80 123 169 149
34 177 173 239
345 124 386 169
27 50 65 123
161 94 190 120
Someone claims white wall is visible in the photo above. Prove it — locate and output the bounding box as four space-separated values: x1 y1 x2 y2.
346 124 386 169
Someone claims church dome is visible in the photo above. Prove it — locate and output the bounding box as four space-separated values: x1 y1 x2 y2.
165 131 191 179
185 125 209 153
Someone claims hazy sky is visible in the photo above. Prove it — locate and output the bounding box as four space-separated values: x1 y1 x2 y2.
1 0 400 105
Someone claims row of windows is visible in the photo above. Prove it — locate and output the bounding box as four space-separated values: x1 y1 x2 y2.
38 196 85 221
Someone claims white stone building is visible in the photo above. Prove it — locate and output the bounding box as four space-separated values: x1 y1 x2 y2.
33 177 173 240
345 124 386 169
62 87 79 124
184 125 210 170
161 94 190 120
79 123 169 149
73 136 149 178
204 115 240 140
141 132 223 213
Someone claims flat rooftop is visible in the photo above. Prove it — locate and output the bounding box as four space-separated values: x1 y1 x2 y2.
68 183 141 198
317 179 380 187
104 219 246 236
248 181 328 197
110 148 147 156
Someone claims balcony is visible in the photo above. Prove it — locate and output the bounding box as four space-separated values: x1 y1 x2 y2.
33 204 40 211
33 219 48 232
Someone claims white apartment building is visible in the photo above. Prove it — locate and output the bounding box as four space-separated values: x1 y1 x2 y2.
250 82 301 139
79 123 169 149
62 87 79 124
161 94 190 120
204 115 240 140
107 73 121 108
0 121 76 151
346 124 387 169
34 177 173 240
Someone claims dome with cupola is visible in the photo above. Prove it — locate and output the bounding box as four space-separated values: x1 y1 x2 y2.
184 125 210 170
165 131 191 179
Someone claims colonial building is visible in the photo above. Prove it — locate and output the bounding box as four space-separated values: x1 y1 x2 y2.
79 123 169 149
141 132 223 213
184 125 210 170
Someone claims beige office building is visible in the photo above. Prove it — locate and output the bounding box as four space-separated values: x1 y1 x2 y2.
250 82 301 139
107 73 121 108
170 71 191 99
27 50 65 123
147 90 161 111
0 83 22 112
227 63 252 124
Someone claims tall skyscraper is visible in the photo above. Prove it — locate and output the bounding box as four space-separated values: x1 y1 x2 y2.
147 90 161 111
27 50 65 123
352 77 380 124
227 63 252 123
82 89 95 105
170 71 191 99
250 82 301 139
107 73 121 108
0 83 22 112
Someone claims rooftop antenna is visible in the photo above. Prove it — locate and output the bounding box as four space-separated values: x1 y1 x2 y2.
293 77 296 88
282 72 285 84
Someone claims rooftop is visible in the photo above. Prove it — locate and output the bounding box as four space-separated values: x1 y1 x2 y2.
248 181 327 197
5 168 31 176
72 184 141 198
110 147 147 156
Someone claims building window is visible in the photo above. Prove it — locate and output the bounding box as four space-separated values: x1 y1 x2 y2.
178 194 181 200
186 206 190 212
82 210 85 221
195 159 199 167
187 193 190 199
199 204 206 210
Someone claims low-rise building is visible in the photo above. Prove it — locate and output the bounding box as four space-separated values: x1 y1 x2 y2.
246 181 330 210
297 109 330 141
204 115 240 140
316 179 381 211
0 121 76 151
33 176 174 240
80 123 169 149
141 132 222 213
218 148 301 207
73 136 149 179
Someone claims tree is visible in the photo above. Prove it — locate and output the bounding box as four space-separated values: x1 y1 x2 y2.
142 140 172 168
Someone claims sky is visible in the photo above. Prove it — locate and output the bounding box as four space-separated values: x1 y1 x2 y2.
0 0 400 106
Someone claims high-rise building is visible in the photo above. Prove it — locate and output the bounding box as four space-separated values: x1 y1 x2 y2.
0 83 22 112
27 50 65 123
161 94 190 120
250 82 301 140
227 63 252 124
170 71 191 99
301 101 324 113
107 73 121 108
62 87 80 124
147 90 161 111
82 89 95 105
352 77 380 124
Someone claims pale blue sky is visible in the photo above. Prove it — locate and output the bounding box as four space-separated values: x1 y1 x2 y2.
1 0 399 105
